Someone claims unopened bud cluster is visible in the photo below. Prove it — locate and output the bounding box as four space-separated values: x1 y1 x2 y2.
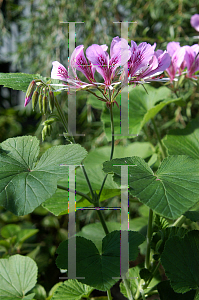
41 118 56 141
24 80 55 114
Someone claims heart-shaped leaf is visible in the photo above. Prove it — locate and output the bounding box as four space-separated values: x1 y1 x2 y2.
103 155 199 219
161 230 199 293
56 230 145 291
0 254 37 299
0 136 87 215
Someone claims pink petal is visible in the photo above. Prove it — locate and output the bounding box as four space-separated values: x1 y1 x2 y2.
167 42 181 57
71 45 95 82
86 44 110 84
145 51 171 78
51 61 69 82
128 42 155 77
185 46 199 76
166 47 185 80
190 14 199 32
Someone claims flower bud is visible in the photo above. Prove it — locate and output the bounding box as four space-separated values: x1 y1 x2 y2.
42 118 56 126
32 88 39 111
42 126 48 141
42 95 48 115
24 80 36 107
47 124 52 135
49 90 55 113
38 91 43 113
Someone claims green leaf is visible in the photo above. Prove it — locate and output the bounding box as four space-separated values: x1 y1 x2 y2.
1 224 21 238
120 266 140 297
103 156 199 219
16 229 39 244
51 279 93 300
101 85 180 140
77 222 121 252
0 254 37 299
157 281 196 300
184 211 199 222
56 230 145 291
30 284 46 300
0 73 47 93
161 230 199 293
163 117 199 159
0 136 87 215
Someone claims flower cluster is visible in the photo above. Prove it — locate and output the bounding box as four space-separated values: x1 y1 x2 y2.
165 42 199 82
51 37 171 94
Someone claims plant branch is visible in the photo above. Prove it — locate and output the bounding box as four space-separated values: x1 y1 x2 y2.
57 184 93 203
96 208 109 235
172 215 187 227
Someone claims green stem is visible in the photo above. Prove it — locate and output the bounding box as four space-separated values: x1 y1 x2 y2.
123 278 134 300
57 185 93 203
96 209 109 235
145 209 153 270
55 96 69 136
98 103 115 199
107 289 113 300
135 279 146 299
80 165 95 200
151 118 167 159
172 215 186 227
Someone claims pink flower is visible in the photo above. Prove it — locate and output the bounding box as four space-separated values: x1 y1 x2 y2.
51 61 93 90
128 41 171 83
166 42 186 81
184 45 199 78
86 37 130 87
190 14 199 32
